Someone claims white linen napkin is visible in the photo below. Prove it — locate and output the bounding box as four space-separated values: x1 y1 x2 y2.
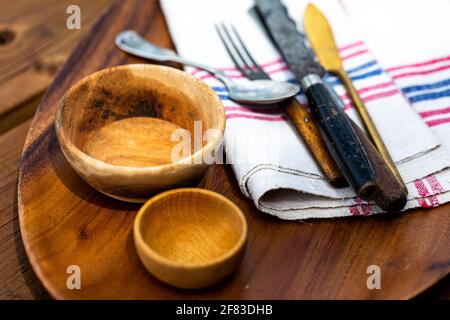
160 0 450 219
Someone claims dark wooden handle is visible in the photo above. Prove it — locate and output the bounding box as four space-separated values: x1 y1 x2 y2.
305 82 377 198
305 81 407 211
350 121 407 212
283 98 346 187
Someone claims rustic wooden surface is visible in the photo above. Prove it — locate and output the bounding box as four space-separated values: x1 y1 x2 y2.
0 0 111 134
0 0 111 299
0 0 449 299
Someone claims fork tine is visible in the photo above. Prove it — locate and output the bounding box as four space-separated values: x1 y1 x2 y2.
220 23 255 74
215 23 249 78
230 25 266 75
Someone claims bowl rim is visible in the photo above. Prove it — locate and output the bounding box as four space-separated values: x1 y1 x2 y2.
133 188 248 269
55 64 226 173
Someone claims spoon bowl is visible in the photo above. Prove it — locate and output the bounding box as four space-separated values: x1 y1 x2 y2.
229 79 300 105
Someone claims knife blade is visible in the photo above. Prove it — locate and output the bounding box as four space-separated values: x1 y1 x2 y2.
255 0 407 211
303 3 407 194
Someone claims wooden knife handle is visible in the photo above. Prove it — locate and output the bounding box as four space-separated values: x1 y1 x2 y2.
349 120 407 212
284 98 346 187
286 85 406 211
305 81 378 196
305 81 407 211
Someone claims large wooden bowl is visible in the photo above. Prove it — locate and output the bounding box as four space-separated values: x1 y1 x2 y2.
55 64 225 202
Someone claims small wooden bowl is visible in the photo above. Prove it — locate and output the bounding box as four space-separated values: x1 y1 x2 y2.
55 64 225 202
133 188 247 289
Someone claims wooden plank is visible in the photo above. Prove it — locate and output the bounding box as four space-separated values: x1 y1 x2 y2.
0 0 111 134
16 0 450 299
0 120 48 299
0 0 111 299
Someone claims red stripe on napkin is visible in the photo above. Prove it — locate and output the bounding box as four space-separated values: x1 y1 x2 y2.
341 49 369 61
190 58 285 75
426 117 450 127
414 179 440 207
392 64 450 80
419 106 450 118
339 41 364 52
224 106 281 114
342 88 400 110
426 175 444 194
386 55 450 72
226 114 287 121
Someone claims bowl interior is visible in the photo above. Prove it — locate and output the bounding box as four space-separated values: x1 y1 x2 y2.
138 190 246 266
58 65 223 167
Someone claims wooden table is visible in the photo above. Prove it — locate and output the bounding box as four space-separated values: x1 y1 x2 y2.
0 0 111 299
0 0 449 299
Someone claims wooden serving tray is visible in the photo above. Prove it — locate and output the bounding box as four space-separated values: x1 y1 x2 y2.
18 0 450 299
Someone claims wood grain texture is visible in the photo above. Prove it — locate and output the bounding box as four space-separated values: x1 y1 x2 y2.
0 0 111 134
17 0 450 299
134 188 247 289
0 120 49 299
349 120 407 212
55 63 225 202
0 0 108 299
84 117 182 166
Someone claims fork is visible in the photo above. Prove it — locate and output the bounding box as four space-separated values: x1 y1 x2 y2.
215 23 345 186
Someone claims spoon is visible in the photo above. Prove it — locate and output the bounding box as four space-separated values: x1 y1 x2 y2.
115 30 300 105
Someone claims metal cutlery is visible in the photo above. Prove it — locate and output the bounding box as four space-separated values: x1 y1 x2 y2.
215 23 345 187
255 0 407 211
115 30 300 105
304 3 407 194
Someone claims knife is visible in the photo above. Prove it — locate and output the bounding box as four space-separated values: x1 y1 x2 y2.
248 7 345 187
255 0 407 211
303 3 407 194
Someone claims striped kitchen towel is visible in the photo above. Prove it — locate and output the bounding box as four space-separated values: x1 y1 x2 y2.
160 0 450 219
